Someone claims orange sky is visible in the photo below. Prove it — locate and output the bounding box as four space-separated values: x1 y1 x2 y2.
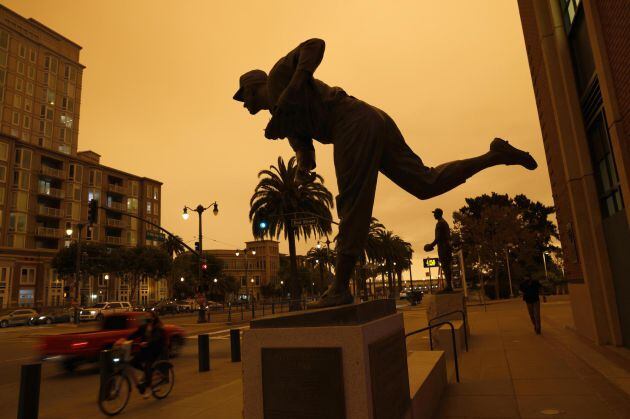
7 0 553 265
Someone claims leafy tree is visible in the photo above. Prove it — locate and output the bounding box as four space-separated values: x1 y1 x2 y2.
452 193 559 299
172 252 227 300
114 246 171 304
250 156 334 309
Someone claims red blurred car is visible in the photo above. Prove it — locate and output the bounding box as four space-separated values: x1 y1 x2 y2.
39 311 185 372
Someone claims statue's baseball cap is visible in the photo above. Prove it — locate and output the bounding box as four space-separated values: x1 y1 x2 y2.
233 69 268 101
432 208 443 216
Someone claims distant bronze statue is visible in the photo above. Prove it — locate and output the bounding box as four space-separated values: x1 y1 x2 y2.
424 208 453 292
234 39 537 308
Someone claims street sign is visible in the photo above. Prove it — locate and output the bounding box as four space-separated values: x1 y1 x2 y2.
291 217 317 227
423 257 440 268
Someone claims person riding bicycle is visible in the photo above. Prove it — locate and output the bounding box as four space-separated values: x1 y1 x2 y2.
117 311 166 396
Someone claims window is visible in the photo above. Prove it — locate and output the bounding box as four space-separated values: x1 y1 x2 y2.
12 111 20 126
0 50 7 67
24 99 32 113
0 186 5 205
22 115 30 130
146 186 151 198
0 142 7 160
64 65 76 82
20 267 36 285
60 115 73 128
13 171 29 189
12 191 28 211
0 167 5 182
153 187 158 200
10 234 26 248
127 197 138 213
146 202 151 214
62 97 74 112
0 30 8 50
15 78 23 92
587 112 624 218
87 188 100 202
14 149 31 169
29 49 36 63
73 185 81 201
18 289 34 307
13 94 22 109
17 61 24 75
130 181 138 197
154 202 159 215
9 213 27 233
46 89 55 106
18 44 26 59
27 66 35 80
44 56 58 74
26 82 34 96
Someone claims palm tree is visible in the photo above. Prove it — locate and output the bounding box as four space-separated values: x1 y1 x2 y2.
359 218 386 299
392 237 413 296
161 235 186 299
306 246 334 292
250 156 334 309
372 229 402 298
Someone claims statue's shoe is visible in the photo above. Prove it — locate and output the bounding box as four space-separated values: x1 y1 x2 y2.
307 289 354 309
490 138 538 170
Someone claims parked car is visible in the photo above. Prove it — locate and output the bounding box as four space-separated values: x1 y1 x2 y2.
405 290 423 305
39 311 186 372
175 301 193 313
131 305 148 312
80 301 133 321
0 309 39 328
29 308 72 325
205 301 223 311
150 300 179 315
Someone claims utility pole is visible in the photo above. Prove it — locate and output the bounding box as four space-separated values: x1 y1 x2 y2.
505 248 514 298
73 223 83 324
182 202 219 323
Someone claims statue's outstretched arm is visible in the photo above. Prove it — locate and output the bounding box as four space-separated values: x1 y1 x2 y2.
288 136 316 171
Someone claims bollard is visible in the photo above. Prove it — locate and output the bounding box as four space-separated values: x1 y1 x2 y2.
227 302 232 323
99 350 115 400
252 302 255 319
230 329 241 362
198 334 210 372
18 363 41 419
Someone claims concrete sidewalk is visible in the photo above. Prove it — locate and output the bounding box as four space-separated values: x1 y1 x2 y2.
436 297 630 418
106 297 630 419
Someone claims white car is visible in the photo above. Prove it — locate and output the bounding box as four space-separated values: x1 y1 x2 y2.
0 309 38 328
80 301 132 321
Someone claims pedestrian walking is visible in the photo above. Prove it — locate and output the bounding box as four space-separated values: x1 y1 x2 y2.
519 277 542 334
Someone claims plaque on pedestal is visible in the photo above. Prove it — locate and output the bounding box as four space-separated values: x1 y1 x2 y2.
242 300 411 419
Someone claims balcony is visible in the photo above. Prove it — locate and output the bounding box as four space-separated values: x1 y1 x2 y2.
41 166 65 179
38 205 64 218
106 218 126 228
106 201 126 212
38 185 65 199
108 184 127 195
105 236 123 245
36 227 60 238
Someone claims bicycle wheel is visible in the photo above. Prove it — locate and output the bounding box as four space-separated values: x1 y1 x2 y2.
151 360 175 399
98 373 131 416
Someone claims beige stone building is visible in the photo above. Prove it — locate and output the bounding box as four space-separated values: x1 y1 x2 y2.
517 0 629 347
204 240 280 301
0 5 166 309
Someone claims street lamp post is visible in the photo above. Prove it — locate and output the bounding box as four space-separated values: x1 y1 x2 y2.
542 251 549 281
505 246 514 298
66 223 84 324
182 202 218 323
236 249 256 305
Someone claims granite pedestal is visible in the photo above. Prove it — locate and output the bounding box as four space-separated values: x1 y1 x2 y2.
424 291 469 348
242 299 411 419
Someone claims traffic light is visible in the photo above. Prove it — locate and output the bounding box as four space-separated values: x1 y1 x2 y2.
194 241 200 252
259 220 268 230
201 260 208 270
88 199 98 224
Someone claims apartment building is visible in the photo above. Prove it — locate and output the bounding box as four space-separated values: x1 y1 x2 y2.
0 5 165 309
517 0 629 347
204 240 280 301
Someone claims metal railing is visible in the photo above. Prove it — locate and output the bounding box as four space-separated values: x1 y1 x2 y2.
108 184 127 195
106 201 126 211
106 218 126 228
405 321 460 382
41 166 65 179
428 310 469 352
36 226 60 238
38 205 63 218
37 185 64 198
105 236 123 245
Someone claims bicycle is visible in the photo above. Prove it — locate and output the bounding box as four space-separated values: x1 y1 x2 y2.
98 340 175 416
